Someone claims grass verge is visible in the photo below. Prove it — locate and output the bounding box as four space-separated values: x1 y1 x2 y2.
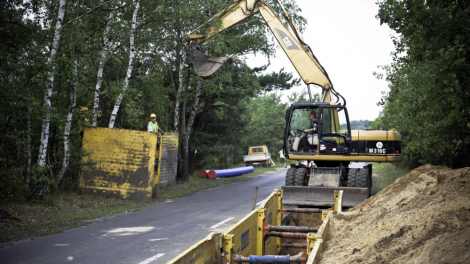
0 167 276 245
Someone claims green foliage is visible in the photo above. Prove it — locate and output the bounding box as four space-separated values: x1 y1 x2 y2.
258 68 301 92
243 93 288 157
189 63 261 169
377 0 470 168
0 167 29 202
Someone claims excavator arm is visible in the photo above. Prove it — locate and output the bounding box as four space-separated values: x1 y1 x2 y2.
186 0 334 102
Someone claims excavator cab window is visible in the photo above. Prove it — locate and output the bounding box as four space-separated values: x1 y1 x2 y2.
318 106 351 154
285 104 351 155
286 106 319 153
290 108 312 131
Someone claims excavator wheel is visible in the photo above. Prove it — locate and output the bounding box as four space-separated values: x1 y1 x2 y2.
345 168 359 187
357 168 372 196
285 168 296 186
294 168 307 186
346 168 372 196
356 169 368 187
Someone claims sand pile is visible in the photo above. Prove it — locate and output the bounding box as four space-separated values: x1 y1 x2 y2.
319 164 470 264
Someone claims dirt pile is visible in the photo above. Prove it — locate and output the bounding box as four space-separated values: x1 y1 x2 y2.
319 164 470 264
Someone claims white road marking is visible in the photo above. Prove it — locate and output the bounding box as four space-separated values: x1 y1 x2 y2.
138 253 165 264
210 217 235 229
149 238 168 241
102 226 155 237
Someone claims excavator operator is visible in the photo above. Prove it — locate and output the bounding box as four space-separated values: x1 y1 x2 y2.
298 111 318 152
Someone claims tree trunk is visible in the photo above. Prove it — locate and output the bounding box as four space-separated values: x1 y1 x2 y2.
108 0 139 128
173 54 185 132
181 79 203 181
188 150 196 176
38 0 66 167
92 10 114 127
36 0 67 198
175 48 186 181
177 51 191 181
195 95 214 132
57 61 78 186
24 113 32 188
177 71 187 181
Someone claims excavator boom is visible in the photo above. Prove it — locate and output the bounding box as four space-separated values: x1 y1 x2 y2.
186 0 333 100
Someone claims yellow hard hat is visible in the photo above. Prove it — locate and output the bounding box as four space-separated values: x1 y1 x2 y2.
81 107 88 112
150 114 156 118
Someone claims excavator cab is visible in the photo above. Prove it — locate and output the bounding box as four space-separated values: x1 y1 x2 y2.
284 103 351 157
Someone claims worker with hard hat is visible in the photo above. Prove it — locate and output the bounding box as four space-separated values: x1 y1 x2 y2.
79 107 91 137
148 113 164 134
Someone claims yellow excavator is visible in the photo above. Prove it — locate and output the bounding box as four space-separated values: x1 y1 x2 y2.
186 0 402 207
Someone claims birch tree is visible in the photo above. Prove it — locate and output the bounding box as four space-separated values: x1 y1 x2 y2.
57 61 78 185
92 10 114 127
55 0 87 187
173 54 185 132
36 0 67 198
177 48 190 181
108 0 140 128
180 78 203 181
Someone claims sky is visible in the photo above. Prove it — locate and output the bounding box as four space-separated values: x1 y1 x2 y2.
244 0 396 121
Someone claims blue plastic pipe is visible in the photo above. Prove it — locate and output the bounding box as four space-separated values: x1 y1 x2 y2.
235 255 299 263
248 255 291 263
208 166 254 179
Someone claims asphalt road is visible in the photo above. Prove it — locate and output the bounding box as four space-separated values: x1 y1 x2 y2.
0 169 287 264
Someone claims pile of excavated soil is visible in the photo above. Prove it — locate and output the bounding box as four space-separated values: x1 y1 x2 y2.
319 164 470 264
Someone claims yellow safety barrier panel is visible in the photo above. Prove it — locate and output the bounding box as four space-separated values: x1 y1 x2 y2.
169 232 221 264
169 189 343 264
169 190 283 264
79 127 178 201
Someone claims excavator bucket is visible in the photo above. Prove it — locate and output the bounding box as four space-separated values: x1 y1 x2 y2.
187 42 236 79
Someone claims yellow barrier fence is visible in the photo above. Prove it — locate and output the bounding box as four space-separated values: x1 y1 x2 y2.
168 189 343 264
79 127 178 201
